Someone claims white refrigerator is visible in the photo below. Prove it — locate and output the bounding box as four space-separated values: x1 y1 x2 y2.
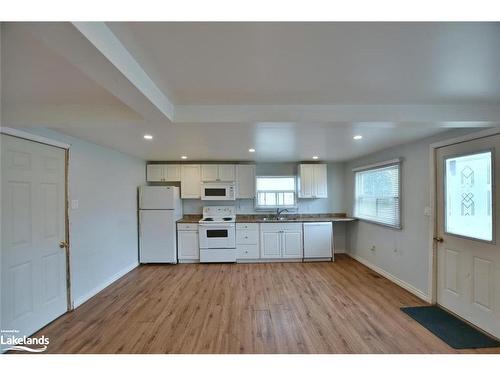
139 186 182 263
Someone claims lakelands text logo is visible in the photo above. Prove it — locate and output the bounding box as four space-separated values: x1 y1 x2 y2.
1 329 49 353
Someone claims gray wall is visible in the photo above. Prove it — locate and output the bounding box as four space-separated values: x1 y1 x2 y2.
22 128 145 307
343 129 479 298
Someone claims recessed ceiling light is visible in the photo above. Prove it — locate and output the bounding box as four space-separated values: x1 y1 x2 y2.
181 155 188 160
248 148 256 153
312 156 319 160
143 134 153 140
353 135 363 140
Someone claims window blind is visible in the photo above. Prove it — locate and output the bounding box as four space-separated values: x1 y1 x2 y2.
354 161 401 228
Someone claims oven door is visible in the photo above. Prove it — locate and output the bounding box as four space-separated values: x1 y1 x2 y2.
199 224 236 249
201 182 235 201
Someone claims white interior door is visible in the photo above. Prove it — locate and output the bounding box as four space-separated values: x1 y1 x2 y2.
436 133 500 338
1 134 68 340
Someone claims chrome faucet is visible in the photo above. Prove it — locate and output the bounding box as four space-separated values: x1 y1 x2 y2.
276 208 289 220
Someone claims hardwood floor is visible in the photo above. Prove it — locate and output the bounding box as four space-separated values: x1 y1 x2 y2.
30 255 500 354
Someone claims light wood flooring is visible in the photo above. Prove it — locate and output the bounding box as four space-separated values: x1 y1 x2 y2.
28 255 500 353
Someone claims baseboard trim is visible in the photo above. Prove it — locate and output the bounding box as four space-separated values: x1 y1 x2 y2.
347 253 430 303
72 262 139 309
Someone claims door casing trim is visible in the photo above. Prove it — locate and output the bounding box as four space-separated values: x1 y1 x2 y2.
428 126 500 304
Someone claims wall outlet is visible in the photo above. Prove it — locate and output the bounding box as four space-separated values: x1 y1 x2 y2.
370 245 376 252
424 206 432 216
71 199 79 210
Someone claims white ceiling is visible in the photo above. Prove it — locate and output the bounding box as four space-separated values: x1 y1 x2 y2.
2 22 499 162
109 22 500 105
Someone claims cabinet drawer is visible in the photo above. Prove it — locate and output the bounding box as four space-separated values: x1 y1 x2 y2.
237 245 260 259
236 223 259 231
236 230 259 244
177 223 198 231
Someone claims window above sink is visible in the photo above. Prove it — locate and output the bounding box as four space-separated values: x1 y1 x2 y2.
255 176 297 210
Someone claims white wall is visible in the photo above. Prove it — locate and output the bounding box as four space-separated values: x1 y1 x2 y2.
343 129 478 300
22 128 145 307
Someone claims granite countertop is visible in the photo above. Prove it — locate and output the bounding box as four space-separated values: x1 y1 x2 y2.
176 215 202 223
235 213 356 223
177 213 356 224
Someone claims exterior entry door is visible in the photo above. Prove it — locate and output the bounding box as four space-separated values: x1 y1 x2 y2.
436 133 500 339
1 134 68 344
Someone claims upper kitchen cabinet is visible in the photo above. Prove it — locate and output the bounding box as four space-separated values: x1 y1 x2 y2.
181 165 201 198
298 164 328 198
146 164 181 182
201 164 236 181
147 164 164 182
236 164 256 199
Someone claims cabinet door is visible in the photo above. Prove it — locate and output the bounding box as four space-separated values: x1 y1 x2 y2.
299 164 314 198
181 165 201 198
313 164 328 198
147 164 164 182
236 165 256 199
218 164 236 181
178 230 199 260
260 231 281 258
165 164 181 181
201 165 218 181
282 231 303 258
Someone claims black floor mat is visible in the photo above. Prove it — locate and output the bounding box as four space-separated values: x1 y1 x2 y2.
401 306 500 349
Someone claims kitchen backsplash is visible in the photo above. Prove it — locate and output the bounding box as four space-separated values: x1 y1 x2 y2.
182 198 335 214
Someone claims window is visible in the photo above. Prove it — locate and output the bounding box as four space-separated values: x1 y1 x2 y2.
354 160 401 228
255 176 297 209
444 151 492 241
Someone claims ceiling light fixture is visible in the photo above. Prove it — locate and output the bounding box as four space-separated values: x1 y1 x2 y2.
143 134 153 140
248 148 256 153
181 155 188 160
312 156 319 160
353 135 363 140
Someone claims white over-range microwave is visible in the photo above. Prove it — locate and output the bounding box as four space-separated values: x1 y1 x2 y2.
201 181 236 201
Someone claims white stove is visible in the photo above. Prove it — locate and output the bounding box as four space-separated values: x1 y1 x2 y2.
198 206 236 263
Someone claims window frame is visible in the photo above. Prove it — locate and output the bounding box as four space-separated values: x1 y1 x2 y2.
254 175 298 211
353 158 402 229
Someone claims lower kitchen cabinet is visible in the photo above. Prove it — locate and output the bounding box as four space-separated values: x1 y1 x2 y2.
282 230 303 258
260 223 303 259
236 223 260 261
236 244 260 259
177 224 199 262
261 231 282 258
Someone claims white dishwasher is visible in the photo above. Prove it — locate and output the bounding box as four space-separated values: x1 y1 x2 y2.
303 222 333 261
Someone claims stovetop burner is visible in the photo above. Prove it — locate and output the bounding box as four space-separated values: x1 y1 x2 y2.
222 217 232 221
202 218 214 221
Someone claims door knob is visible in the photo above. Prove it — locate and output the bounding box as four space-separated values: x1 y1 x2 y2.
59 241 68 249
433 236 444 243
